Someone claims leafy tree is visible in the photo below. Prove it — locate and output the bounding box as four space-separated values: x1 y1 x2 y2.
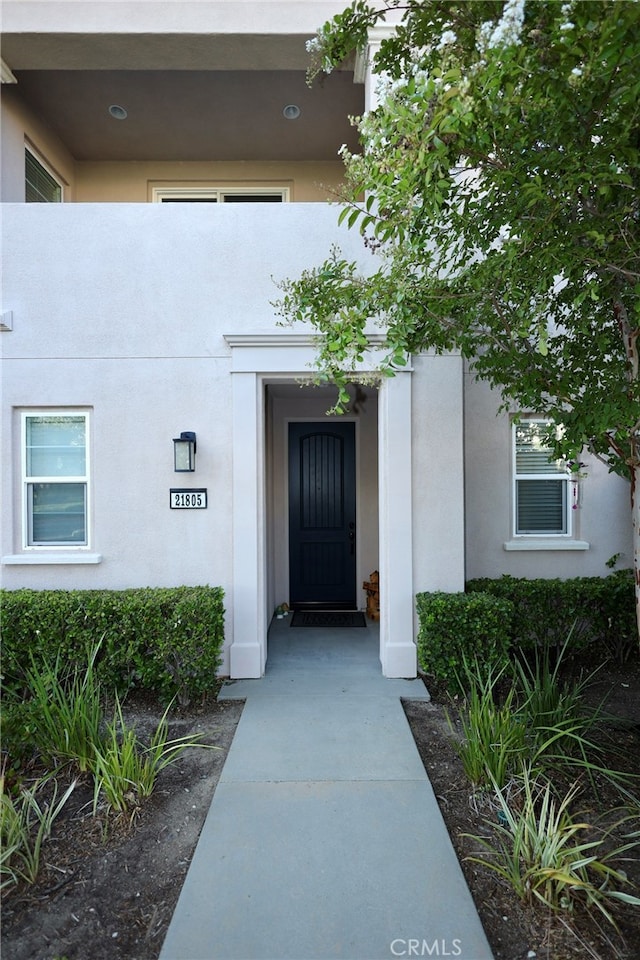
276 0 640 636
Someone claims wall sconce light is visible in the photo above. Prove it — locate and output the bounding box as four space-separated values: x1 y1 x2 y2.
173 431 197 472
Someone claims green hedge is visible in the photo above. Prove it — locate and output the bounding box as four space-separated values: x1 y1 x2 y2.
1 586 225 703
416 590 514 690
466 571 636 659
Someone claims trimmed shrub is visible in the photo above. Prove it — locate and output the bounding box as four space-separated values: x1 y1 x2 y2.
466 571 636 659
1 586 225 703
416 591 514 690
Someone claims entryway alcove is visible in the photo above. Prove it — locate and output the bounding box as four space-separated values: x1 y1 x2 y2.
224 333 417 679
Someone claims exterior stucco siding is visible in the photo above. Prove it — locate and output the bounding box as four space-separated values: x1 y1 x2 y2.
411 352 466 594
1 201 633 675
0 202 376 674
463 373 632 580
1 87 76 202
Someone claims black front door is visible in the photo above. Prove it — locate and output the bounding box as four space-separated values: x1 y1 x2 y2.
288 421 356 609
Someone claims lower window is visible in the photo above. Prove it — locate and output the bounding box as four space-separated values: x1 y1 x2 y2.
152 186 288 203
23 412 89 547
513 420 570 536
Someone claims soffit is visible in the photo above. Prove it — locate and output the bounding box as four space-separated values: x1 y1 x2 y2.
0 32 350 71
11 66 362 161
266 382 378 402
3 21 363 162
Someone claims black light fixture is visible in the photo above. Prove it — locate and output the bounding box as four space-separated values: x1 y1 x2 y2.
173 431 197 472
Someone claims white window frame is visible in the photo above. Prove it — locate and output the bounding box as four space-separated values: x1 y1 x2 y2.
151 186 290 203
25 143 64 203
512 418 571 539
21 410 91 549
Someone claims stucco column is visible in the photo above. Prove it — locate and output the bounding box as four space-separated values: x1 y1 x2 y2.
229 370 265 678
378 371 417 677
355 23 400 112
356 22 417 677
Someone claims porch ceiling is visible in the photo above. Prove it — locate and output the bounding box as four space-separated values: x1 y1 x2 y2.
266 381 378 404
10 67 362 162
2 27 363 162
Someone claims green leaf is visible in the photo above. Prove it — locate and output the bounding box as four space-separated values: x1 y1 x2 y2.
275 0 640 616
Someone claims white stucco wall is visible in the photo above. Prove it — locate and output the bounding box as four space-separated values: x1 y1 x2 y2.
464 373 633 580
411 352 466 595
1 2 361 40
0 202 384 673
1 201 632 673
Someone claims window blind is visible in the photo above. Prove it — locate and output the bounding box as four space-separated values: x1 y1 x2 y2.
221 194 282 202
514 421 569 535
516 479 567 534
25 150 62 203
515 423 565 475
24 413 88 546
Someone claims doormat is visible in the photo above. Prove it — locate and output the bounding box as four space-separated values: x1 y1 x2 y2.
290 611 367 628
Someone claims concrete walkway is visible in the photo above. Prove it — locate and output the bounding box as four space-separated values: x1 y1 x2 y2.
160 619 493 960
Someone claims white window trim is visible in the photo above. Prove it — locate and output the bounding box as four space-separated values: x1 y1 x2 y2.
20 410 92 552
152 186 290 203
511 418 573 540
25 142 64 202
504 538 589 552
2 553 102 565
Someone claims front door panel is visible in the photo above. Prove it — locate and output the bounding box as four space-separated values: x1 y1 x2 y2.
288 422 356 609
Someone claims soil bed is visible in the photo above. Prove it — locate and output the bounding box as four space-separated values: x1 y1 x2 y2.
2 657 639 960
2 697 243 960
404 653 640 960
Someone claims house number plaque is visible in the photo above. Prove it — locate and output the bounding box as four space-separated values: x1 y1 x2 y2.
170 488 207 509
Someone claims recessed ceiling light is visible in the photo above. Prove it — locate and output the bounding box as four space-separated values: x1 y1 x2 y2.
283 104 301 120
108 104 128 120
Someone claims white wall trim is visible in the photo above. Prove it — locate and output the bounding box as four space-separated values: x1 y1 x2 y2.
2 553 102 565
1 58 17 84
504 539 589 552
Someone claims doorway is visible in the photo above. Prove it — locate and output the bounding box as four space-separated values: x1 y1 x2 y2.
288 421 357 609
224 333 419 679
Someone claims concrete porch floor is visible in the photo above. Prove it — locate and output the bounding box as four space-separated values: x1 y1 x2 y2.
159 617 493 960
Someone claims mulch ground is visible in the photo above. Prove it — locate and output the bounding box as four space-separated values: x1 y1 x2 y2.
2 655 639 960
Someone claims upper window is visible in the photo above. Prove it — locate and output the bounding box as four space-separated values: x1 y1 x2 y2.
22 412 89 547
513 420 570 536
152 187 289 203
25 147 63 203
